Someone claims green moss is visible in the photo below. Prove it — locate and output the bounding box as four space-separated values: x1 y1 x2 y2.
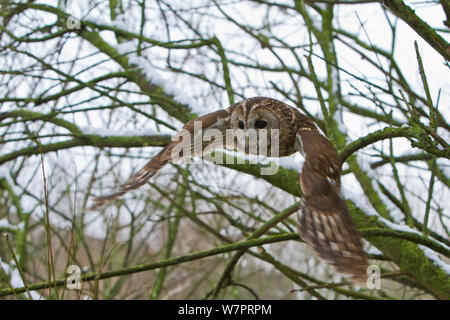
211 151 302 197
349 202 450 299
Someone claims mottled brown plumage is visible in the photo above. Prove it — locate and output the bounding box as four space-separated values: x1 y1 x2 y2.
296 129 367 282
91 97 368 281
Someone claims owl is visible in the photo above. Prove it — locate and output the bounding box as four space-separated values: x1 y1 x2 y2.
91 97 368 282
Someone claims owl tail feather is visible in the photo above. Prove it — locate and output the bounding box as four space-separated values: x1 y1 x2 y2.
297 198 368 284
89 149 170 211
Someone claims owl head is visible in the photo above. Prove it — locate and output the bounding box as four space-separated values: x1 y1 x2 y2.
229 97 282 157
229 97 281 131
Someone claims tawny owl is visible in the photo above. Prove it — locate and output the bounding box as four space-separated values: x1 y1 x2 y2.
91 97 368 282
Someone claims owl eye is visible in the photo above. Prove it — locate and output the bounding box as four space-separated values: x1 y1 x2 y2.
255 119 267 129
238 120 245 129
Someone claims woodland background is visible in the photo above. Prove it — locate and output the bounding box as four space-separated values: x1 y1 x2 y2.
0 0 449 299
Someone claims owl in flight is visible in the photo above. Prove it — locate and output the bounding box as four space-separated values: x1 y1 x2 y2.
91 97 368 282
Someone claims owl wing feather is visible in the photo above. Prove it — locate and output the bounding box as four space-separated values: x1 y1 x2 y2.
296 128 368 282
90 108 230 210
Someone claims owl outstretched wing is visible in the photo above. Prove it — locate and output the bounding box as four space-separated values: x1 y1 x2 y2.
295 127 368 282
90 108 230 210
